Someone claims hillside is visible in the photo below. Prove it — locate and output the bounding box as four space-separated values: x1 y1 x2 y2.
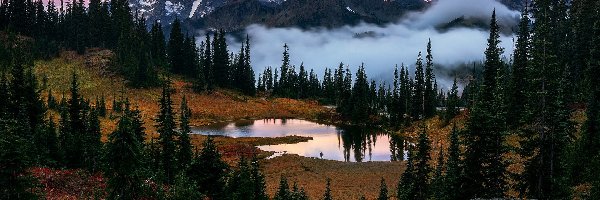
34 49 329 137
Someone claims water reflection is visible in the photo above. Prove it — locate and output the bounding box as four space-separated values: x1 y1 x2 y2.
191 119 407 162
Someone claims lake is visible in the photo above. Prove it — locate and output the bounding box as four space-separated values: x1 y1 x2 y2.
191 119 406 162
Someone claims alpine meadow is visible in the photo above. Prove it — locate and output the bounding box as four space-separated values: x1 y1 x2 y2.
2 0 600 199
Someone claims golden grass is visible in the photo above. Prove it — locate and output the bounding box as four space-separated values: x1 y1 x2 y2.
34 50 328 142
261 154 405 200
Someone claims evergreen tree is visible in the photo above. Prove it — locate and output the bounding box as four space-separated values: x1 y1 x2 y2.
83 109 102 171
150 21 167 68
170 172 203 200
424 39 437 118
509 5 530 127
442 124 462 200
250 156 269 200
188 137 228 199
156 80 178 184
323 178 333 200
378 178 388 200
167 18 185 74
444 77 460 124
274 176 290 200
462 10 506 198
105 107 144 200
178 96 193 170
227 157 255 200
413 126 431 199
412 52 425 119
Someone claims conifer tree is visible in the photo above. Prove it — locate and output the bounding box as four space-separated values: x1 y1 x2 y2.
178 96 193 170
424 39 437 118
83 109 102 171
442 124 462 200
378 178 389 200
188 137 228 199
156 80 177 184
509 5 530 127
462 10 506 198
323 178 333 200
444 77 459 124
105 106 144 200
167 18 185 74
412 52 425 119
413 126 431 199
250 156 269 200
150 21 167 68
274 176 290 200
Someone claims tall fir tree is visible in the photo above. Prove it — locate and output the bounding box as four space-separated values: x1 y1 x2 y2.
462 10 506 199
156 80 178 184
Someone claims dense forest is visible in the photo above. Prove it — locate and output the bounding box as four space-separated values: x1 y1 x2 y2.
1 0 600 199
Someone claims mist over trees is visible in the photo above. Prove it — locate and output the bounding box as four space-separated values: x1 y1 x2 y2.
1 0 600 199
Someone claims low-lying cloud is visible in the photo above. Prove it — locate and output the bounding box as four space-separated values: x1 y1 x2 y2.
223 0 521 90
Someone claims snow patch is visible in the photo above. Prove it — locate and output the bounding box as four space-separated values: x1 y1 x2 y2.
346 6 355 13
189 0 203 18
138 0 157 7
165 1 185 16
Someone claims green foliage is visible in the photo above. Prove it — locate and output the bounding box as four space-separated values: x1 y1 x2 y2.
105 106 145 200
377 178 388 200
156 80 178 184
462 10 507 199
274 176 290 200
323 178 333 200
188 137 228 199
177 96 193 170
169 172 203 200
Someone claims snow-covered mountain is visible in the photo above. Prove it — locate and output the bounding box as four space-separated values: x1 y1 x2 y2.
129 0 524 30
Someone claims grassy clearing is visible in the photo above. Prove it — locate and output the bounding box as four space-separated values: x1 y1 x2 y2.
261 154 406 200
34 50 329 141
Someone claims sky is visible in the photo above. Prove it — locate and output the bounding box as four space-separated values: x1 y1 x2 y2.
219 0 521 90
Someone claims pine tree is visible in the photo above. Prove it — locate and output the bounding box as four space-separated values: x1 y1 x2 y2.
150 21 167 68
444 77 459 124
424 39 437 118
227 157 255 200
323 178 333 200
251 156 269 200
178 96 193 170
167 18 185 74
170 172 203 200
83 109 102 171
378 178 388 200
462 10 506 198
442 124 462 200
156 80 178 184
188 137 228 199
105 107 144 200
509 5 530 127
413 126 431 199
412 52 425 119
64 73 86 168
274 176 290 200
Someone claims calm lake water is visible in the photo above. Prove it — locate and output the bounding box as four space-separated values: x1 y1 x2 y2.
191 119 406 162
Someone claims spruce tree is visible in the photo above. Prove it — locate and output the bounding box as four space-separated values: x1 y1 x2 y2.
105 107 144 200
424 39 437 118
167 18 185 74
323 178 333 200
250 156 268 200
378 178 388 200
156 80 178 184
188 136 228 199
442 124 462 200
412 52 425 119
414 126 431 200
178 96 193 170
462 10 506 198
274 176 290 200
